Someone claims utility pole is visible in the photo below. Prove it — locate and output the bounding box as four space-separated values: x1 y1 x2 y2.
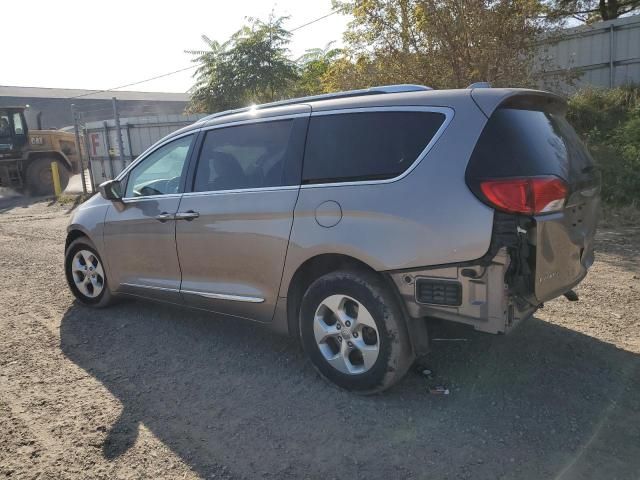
71 104 88 194
112 97 125 172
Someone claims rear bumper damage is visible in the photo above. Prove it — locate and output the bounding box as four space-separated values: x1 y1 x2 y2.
389 247 536 334
389 208 597 335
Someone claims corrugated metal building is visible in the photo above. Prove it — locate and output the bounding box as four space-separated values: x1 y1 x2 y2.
537 14 640 92
0 85 189 130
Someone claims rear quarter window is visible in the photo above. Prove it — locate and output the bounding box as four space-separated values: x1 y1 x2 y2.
302 111 446 184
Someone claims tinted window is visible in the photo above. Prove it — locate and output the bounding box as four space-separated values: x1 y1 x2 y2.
302 111 446 184
125 135 193 197
12 113 24 135
0 114 10 138
467 108 595 184
194 119 302 192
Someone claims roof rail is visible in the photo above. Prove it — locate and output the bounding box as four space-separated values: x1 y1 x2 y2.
467 82 492 89
369 84 433 94
198 84 433 123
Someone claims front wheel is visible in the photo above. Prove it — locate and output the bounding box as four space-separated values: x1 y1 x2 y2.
65 237 113 307
299 269 414 394
25 158 70 196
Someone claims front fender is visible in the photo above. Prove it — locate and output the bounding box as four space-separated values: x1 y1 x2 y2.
66 194 110 256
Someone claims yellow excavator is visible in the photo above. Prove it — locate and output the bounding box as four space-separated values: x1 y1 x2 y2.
0 106 82 195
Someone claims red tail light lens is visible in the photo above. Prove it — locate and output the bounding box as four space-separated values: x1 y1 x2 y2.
479 176 568 215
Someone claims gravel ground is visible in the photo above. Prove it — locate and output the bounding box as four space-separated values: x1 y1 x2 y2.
1 194 639 480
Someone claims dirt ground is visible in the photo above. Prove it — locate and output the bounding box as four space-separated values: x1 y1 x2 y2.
1 193 639 480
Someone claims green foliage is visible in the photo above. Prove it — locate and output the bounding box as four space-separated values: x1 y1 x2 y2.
568 87 640 205
185 11 638 207
293 43 343 96
543 0 640 23
330 0 560 90
187 15 298 113
187 2 564 111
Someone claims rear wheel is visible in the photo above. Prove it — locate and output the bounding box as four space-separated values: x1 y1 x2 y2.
65 237 113 308
25 158 70 196
299 269 414 394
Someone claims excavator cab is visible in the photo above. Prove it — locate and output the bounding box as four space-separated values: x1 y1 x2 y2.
0 107 29 157
0 106 78 195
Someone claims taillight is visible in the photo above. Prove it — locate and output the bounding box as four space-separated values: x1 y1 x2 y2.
479 176 567 215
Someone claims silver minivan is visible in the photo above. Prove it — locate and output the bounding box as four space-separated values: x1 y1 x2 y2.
65 85 600 393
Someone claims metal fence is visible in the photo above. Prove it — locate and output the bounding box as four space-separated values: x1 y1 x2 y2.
77 102 206 188
537 14 640 92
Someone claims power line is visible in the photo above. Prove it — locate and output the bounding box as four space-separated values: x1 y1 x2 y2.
71 10 340 97
291 10 339 32
28 9 341 106
66 65 199 100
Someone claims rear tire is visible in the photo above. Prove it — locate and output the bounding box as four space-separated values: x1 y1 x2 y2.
299 269 414 394
25 158 70 196
65 237 114 308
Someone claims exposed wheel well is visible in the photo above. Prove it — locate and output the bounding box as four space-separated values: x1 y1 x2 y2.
286 254 383 340
285 253 430 356
65 230 88 251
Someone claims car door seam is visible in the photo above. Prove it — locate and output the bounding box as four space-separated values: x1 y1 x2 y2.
273 113 312 307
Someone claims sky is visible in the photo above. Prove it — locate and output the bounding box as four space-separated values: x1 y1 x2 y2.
2 0 350 93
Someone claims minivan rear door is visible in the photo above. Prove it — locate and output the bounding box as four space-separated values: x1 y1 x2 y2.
175 111 310 323
529 114 600 301
466 96 600 302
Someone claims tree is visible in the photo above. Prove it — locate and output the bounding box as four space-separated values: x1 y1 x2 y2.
187 15 298 113
544 0 640 22
293 43 343 96
331 0 560 90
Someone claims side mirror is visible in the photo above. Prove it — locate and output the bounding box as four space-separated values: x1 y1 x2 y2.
98 179 123 201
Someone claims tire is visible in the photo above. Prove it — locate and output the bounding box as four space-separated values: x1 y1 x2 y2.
65 237 114 308
299 269 414 394
25 158 70 196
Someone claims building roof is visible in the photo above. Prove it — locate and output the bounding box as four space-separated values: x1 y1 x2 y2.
0 85 189 102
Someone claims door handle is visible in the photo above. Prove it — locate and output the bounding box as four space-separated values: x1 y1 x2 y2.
175 210 200 221
155 212 174 223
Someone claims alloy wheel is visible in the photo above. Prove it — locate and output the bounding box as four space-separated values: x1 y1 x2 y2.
313 294 380 375
71 249 105 298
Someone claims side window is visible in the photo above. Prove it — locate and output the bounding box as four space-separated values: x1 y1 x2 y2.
125 135 193 198
12 113 24 135
193 119 299 192
302 111 446 184
0 114 10 137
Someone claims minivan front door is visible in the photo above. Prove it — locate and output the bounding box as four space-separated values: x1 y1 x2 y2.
103 134 195 303
175 114 309 323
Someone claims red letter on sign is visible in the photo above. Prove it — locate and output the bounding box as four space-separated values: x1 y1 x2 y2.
90 133 100 156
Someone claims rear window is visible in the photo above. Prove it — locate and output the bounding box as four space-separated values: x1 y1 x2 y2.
467 108 594 184
302 111 445 184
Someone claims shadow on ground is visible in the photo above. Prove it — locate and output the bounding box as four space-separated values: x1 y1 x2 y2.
60 299 640 480
0 189 87 215
0 189 57 214
0 189 32 214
